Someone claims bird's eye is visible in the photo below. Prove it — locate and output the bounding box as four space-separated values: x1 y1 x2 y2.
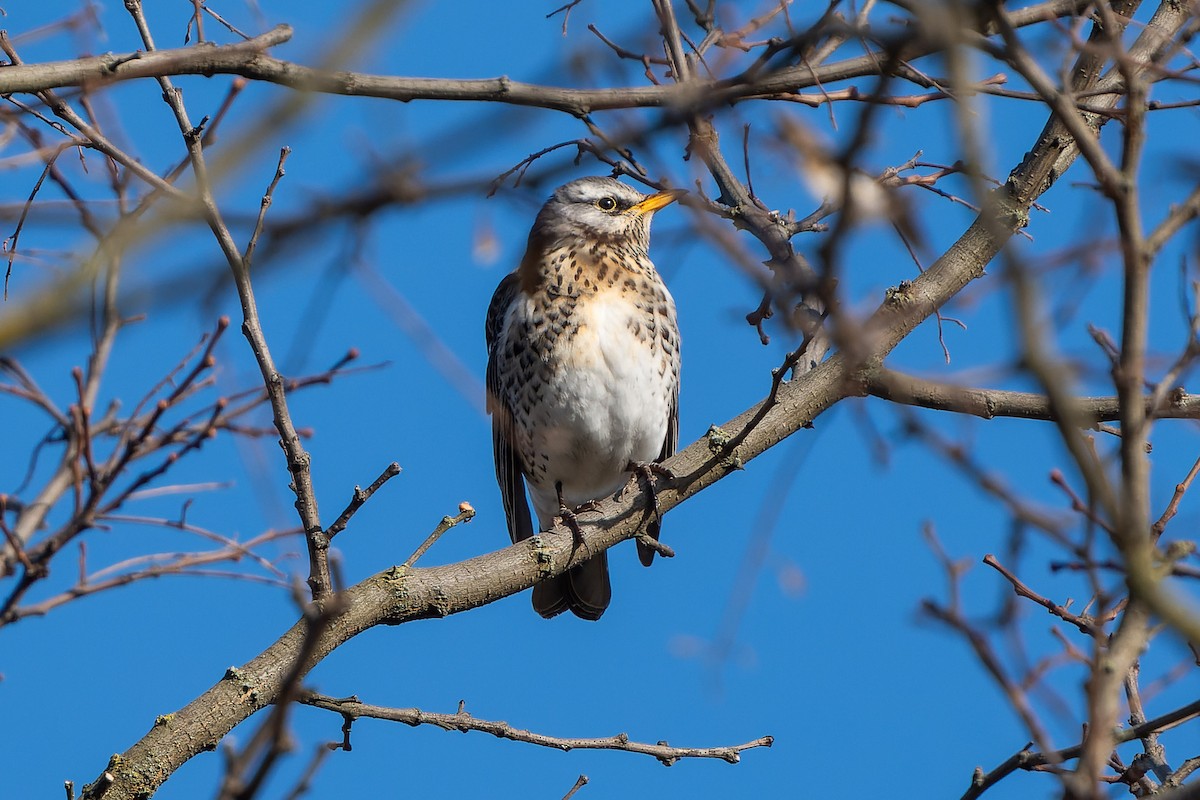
596 197 618 212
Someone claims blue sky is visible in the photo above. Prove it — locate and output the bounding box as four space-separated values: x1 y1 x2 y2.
3 2 1199 798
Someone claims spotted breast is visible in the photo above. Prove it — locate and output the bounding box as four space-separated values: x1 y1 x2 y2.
485 176 682 620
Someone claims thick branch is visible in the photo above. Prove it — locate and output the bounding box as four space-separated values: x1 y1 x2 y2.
864 367 1200 422
0 26 294 95
1 2 1092 116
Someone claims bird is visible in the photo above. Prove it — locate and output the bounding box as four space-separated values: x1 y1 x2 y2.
485 176 683 620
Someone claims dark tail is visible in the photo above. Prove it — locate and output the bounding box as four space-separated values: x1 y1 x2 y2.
532 551 611 621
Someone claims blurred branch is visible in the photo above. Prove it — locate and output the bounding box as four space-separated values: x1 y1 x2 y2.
216 584 347 800
964 697 1200 799
0 25 294 95
1146 183 1200 256
898 411 1070 540
0 323 363 623
923 526 1056 757
983 553 1120 636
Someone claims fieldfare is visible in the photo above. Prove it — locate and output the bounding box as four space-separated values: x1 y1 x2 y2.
485 176 683 620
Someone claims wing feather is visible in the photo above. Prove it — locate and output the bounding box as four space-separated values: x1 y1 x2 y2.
486 273 535 545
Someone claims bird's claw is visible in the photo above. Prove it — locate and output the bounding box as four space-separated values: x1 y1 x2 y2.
573 499 603 514
554 483 600 548
623 460 674 518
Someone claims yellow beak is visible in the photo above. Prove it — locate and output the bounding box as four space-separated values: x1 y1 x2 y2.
630 188 687 215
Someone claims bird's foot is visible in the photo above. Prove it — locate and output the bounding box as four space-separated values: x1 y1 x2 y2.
629 461 676 480
556 501 600 556
556 500 601 530
554 483 600 550
574 499 603 515
623 461 675 519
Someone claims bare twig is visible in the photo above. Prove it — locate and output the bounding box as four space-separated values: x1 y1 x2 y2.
300 693 772 766
401 505 475 568
326 463 403 541
561 775 588 800
122 2 330 600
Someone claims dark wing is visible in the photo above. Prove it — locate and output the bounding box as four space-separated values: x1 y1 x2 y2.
485 273 535 545
637 387 678 567
487 274 581 618
485 272 518 353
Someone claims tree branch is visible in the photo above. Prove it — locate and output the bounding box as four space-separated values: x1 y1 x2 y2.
0 2 1094 116
300 694 772 766
863 366 1200 422
964 697 1200 799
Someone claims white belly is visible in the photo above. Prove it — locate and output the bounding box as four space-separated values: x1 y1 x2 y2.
524 293 674 524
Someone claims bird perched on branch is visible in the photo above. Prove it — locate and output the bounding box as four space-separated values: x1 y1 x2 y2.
485 176 683 620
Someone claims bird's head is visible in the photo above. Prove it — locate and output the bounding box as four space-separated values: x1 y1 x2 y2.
531 176 685 250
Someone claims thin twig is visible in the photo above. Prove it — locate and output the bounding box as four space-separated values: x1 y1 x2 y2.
402 505 475 568
326 463 402 540
301 693 772 766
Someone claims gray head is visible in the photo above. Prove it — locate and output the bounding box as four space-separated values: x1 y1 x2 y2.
530 177 684 250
